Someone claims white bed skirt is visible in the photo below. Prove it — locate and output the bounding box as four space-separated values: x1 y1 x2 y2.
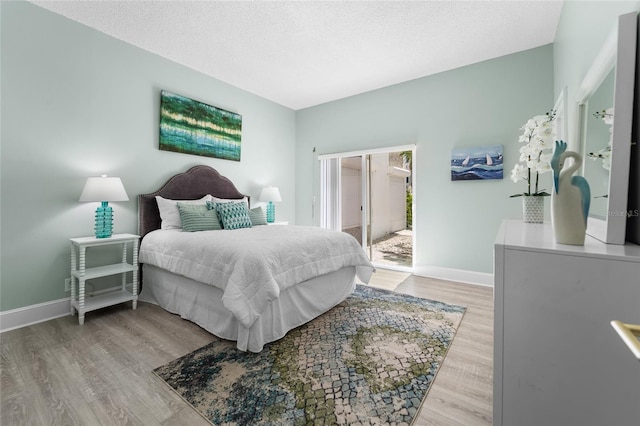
139 264 357 352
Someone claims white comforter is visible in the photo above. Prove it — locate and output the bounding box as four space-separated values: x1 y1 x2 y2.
139 225 374 329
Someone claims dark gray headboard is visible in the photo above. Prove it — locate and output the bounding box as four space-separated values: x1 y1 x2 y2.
138 165 247 239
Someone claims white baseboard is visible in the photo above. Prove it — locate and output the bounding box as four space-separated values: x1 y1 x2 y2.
0 298 71 333
413 265 494 287
0 269 491 333
0 285 135 333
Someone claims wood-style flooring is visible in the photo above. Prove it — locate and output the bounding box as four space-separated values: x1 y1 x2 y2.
0 272 493 425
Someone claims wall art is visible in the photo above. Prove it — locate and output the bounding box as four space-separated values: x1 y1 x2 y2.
451 144 503 181
159 90 242 161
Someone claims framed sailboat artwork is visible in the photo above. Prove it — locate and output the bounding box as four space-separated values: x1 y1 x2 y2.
451 145 503 181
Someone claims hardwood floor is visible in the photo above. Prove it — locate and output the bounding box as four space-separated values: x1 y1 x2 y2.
1 273 493 425
395 276 494 426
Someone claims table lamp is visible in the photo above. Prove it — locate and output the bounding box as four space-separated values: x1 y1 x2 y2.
79 175 129 238
259 186 282 223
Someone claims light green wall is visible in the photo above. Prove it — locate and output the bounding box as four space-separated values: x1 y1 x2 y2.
3 1 636 312
0 1 296 311
554 0 640 151
295 45 554 274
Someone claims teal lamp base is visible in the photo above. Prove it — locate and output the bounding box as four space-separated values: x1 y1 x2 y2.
266 201 275 223
94 201 113 238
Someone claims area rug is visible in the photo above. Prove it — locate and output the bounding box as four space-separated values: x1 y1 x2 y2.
153 285 466 425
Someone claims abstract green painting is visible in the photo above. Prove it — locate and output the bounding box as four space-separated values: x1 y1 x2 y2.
159 91 242 161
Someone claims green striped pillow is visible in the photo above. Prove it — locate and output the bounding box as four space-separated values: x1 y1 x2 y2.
177 203 222 232
215 201 252 230
248 206 267 226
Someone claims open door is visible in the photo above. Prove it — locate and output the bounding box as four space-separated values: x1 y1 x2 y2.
320 146 414 271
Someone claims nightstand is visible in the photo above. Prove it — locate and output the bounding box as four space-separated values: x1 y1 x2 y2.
267 221 288 225
69 233 140 325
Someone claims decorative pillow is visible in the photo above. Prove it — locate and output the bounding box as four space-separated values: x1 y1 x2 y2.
211 196 249 206
177 203 222 232
248 206 267 226
215 201 252 230
155 195 212 230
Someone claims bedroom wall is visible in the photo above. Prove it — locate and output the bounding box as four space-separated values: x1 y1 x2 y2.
295 45 554 278
0 1 296 312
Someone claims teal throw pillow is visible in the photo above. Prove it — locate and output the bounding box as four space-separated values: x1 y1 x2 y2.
248 206 267 226
215 201 252 230
177 203 222 232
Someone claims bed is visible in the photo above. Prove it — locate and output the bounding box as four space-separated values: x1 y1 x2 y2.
137 165 374 352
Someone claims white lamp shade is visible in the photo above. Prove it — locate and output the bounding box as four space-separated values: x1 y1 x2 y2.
259 186 282 202
79 175 129 202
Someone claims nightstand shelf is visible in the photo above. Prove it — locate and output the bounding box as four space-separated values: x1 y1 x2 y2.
71 263 136 281
71 288 136 313
69 233 140 325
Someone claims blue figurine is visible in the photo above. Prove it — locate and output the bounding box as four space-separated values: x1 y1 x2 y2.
550 140 591 245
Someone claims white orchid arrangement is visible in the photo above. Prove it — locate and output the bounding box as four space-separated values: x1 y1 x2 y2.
586 107 613 171
510 110 556 197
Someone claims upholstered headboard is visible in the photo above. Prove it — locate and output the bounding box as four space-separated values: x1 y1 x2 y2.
138 165 248 239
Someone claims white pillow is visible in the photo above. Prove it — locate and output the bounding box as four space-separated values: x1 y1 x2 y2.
155 195 212 230
211 196 248 206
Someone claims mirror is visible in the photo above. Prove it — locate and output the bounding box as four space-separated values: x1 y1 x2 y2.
582 69 615 221
577 12 637 244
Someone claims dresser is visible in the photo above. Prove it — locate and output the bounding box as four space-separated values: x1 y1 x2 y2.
494 220 640 426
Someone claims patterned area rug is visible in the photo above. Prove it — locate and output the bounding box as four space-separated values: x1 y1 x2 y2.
153 285 466 425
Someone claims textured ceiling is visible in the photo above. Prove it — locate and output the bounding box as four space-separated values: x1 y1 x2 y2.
31 1 563 110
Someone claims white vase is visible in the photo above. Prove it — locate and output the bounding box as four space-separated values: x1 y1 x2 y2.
522 196 545 223
551 177 589 245
551 193 586 245
550 144 589 245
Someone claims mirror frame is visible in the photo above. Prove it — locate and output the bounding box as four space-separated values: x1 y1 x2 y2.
576 12 637 244
554 87 569 142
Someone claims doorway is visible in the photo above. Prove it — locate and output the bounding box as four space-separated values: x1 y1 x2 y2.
319 145 414 271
